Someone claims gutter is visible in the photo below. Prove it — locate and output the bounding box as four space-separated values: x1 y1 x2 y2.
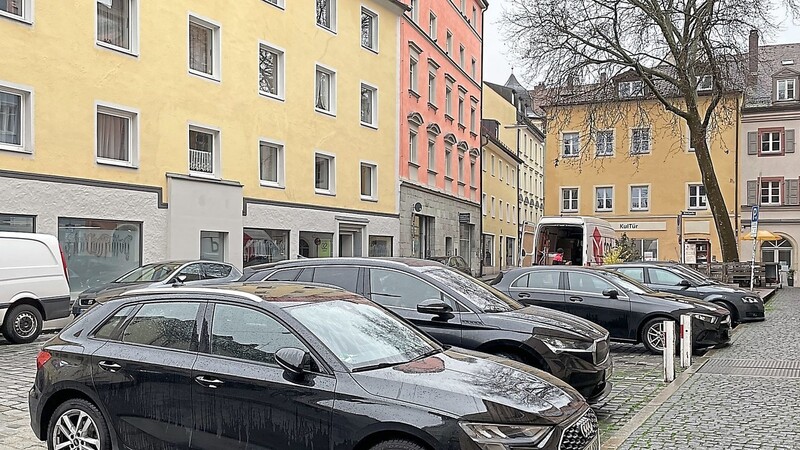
735 95 740 257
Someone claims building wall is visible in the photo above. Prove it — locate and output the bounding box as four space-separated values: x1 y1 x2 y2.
481 140 520 275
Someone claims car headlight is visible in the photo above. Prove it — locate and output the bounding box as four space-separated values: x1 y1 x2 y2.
741 296 761 304
538 335 595 353
689 312 717 323
459 422 554 449
78 297 96 307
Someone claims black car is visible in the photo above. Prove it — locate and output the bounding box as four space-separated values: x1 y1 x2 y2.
242 257 613 403
490 266 732 354
427 255 473 276
604 262 765 324
29 282 600 450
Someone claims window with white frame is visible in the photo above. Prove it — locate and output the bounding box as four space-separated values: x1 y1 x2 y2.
259 141 283 187
428 69 437 105
499 200 503 220
188 16 220 79
761 130 782 153
596 186 613 211
428 12 437 40
618 80 644 98
97 0 136 53
471 58 476 79
409 130 418 164
427 137 436 170
688 184 707 209
482 193 487 215
470 158 476 186
315 153 335 193
507 203 511 223
360 83 377 127
1 0 29 21
96 105 137 166
258 43 284 99
697 75 713 91
360 163 376 199
561 188 578 212
631 128 651 154
361 7 377 51
409 48 419 92
472 6 477 26
777 79 796 101
0 85 31 152
316 0 336 31
458 92 465 124
596 130 614 156
445 31 452 55
445 80 453 116
189 126 217 176
761 180 781 205
460 0 466 11
445 146 452 178
458 153 464 181
459 45 465 68
315 65 336 114
490 154 495 175
630 185 649 211
409 0 418 22
562 132 579 157
470 100 477 133
491 196 496 217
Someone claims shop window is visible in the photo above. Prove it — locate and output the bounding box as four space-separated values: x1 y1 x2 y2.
0 213 34 232
200 231 227 262
299 231 333 258
369 236 393 257
243 228 288 267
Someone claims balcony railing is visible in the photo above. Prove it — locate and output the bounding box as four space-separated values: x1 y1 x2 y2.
190 149 213 173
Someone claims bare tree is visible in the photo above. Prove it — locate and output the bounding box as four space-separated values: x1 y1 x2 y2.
503 0 798 262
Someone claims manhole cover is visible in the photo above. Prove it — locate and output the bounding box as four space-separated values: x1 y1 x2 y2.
698 359 800 378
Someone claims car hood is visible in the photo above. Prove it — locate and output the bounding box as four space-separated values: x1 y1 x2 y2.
352 348 586 425
79 282 154 298
497 306 609 341
640 291 729 315
695 284 756 296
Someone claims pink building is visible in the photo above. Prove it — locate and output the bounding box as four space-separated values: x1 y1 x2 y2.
398 0 486 274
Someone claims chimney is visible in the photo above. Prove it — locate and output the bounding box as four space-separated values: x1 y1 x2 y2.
749 29 759 75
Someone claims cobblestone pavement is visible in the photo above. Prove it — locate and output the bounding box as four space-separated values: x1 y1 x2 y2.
619 288 800 450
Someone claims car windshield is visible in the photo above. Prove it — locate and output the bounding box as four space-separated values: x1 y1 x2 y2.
287 300 440 371
115 263 182 283
424 268 523 313
671 266 715 285
600 270 656 295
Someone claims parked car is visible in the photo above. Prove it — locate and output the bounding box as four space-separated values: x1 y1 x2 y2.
0 232 71 343
72 260 242 316
30 282 600 450
242 257 613 403
427 255 472 276
604 262 765 324
490 266 732 354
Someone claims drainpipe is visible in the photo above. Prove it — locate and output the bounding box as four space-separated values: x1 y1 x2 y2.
479 132 488 277
735 95 740 258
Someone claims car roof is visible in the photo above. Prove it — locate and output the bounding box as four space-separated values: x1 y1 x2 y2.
244 257 447 273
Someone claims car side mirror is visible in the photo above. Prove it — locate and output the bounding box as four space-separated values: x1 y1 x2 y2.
602 289 619 299
417 298 453 315
171 274 188 286
275 347 312 375
679 279 692 287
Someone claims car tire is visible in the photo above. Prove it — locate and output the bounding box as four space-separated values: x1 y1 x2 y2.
640 318 677 355
494 351 524 362
369 439 426 450
712 301 738 325
1 304 43 344
47 399 111 450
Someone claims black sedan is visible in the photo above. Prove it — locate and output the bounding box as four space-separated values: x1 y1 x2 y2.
604 262 765 324
490 266 732 354
29 282 599 450
243 257 614 403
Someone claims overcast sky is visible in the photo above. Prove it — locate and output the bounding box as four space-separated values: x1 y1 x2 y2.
483 0 800 86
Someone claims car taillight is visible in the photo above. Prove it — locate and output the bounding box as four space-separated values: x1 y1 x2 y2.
36 351 52 370
59 245 69 283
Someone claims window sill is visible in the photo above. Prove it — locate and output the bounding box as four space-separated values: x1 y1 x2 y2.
444 175 454 182
458 181 466 186
360 196 378 202
0 144 31 155
595 209 613 213
427 102 438 112
360 121 378 130
316 24 338 35
315 189 336 197
260 181 285 189
0 10 31 24
259 91 285 102
561 154 579 158
596 153 615 158
758 151 784 157
189 171 220 180
409 89 421 99
630 209 650 212
96 41 139 57
315 108 337 118
630 151 651 156
97 158 137 169
444 114 454 123
188 69 220 83
561 210 578 214
409 161 421 168
427 169 438 176
470 131 478 138
458 123 466 131
361 45 379 55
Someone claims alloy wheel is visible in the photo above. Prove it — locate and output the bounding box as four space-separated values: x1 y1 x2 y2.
13 310 38 339
646 322 666 351
51 409 101 450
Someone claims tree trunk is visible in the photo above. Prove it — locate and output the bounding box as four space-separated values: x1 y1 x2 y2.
689 121 740 262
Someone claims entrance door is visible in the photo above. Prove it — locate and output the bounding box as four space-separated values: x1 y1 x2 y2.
339 233 354 257
762 238 793 281
412 215 434 259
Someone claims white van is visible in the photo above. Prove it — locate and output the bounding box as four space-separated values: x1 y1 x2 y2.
532 216 617 266
0 232 71 343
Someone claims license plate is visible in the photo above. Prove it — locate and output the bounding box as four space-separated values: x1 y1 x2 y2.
585 435 600 450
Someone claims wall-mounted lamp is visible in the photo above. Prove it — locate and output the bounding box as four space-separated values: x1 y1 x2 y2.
554 158 559 167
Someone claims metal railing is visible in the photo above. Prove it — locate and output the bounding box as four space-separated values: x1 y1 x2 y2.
190 149 213 173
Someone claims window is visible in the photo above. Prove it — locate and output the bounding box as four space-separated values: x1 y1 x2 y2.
97 0 136 53
409 49 419 92
361 7 378 51
697 75 713 92
507 203 511 223
458 92 465 124
596 130 613 156
370 268 442 309
458 153 465 182
483 234 494 267
0 84 31 152
499 200 504 221
761 180 781 205
0 0 27 20
490 196 496 217
200 231 227 262
96 105 137 166
315 65 336 114
459 45 465 68
777 79 796 101
122 302 200 351
617 267 644 282
410 0 418 22
446 31 452 54
471 58 476 79
561 188 578 212
316 0 336 31
360 162 376 199
632 238 658 260
189 126 217 176
94 305 137 341
649 268 684 286
631 128 651 154
313 267 360 292
188 16 220 80
470 158 476 186
490 154 495 176
567 272 615 295
472 6 477 26
445 146 453 177
595 187 613 211
0 214 34 233
517 271 560 289
761 130 782 154
243 228 289 265
445 81 453 116
428 12 437 40
460 0 466 11
428 69 437 105
618 80 644 97
258 43 284 99
562 132 579 157
315 153 335 194
470 101 476 133
360 83 377 127
203 263 232 279
688 184 707 209
369 236 393 257
427 138 436 170
409 130 418 164
631 185 649 211
211 304 306 365
259 141 284 187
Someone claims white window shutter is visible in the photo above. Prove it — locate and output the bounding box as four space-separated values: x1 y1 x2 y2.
746 180 758 205
786 179 799 206
786 129 796 153
747 131 758 155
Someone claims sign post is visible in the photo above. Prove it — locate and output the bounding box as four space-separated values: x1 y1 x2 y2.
750 206 759 291
678 211 696 264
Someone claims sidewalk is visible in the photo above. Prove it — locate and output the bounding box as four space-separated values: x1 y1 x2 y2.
613 288 800 450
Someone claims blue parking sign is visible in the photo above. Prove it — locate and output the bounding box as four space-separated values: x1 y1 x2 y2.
751 206 759 223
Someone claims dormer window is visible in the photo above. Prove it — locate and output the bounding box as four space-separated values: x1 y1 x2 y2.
618 80 644 98
777 79 796 101
697 75 713 92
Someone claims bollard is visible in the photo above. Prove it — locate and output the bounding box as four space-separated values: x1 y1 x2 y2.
680 314 692 368
663 320 675 383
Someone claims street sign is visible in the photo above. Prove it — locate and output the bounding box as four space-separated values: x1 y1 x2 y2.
751 206 759 238
681 210 697 216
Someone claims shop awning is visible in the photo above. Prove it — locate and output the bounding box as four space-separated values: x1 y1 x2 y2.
740 230 782 241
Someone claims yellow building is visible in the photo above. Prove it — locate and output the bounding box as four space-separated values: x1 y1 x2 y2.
0 0 405 295
544 86 739 263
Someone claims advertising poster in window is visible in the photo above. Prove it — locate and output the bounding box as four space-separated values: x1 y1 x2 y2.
684 243 697 264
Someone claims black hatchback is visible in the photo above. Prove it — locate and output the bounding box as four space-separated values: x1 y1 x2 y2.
243 258 613 403
490 266 732 354
29 282 599 450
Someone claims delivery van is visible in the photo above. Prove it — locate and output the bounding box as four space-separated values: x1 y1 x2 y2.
532 216 617 266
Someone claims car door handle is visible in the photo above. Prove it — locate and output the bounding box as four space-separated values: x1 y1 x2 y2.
569 296 584 302
97 361 121 372
517 292 531 298
195 375 224 389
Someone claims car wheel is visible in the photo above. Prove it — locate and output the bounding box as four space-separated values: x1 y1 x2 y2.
641 318 677 354
712 301 738 325
494 351 524 362
369 439 426 450
47 399 111 450
1 304 43 344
